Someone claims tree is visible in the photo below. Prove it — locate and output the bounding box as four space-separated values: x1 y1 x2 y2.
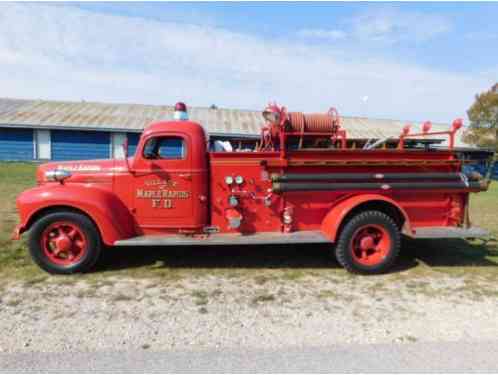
464 83 498 151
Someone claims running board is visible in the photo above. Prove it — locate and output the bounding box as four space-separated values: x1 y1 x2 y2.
411 226 489 239
114 230 331 247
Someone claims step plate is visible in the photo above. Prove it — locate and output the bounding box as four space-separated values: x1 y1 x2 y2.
412 226 489 239
114 231 331 247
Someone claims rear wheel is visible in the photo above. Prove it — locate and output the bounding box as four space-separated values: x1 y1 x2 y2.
28 212 102 274
335 211 400 274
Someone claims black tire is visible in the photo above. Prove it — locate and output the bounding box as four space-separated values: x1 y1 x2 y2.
335 210 401 275
28 212 102 274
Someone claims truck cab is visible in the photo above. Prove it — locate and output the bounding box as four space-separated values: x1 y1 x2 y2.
119 121 209 231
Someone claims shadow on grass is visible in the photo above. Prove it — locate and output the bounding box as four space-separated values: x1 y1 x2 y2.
96 237 498 275
97 243 344 273
402 237 498 268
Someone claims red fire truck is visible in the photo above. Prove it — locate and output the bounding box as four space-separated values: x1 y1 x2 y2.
13 104 491 275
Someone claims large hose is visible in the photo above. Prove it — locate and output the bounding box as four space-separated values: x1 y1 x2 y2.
287 112 339 133
272 181 486 193
272 172 483 182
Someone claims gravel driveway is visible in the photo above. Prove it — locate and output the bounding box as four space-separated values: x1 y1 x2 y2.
1 267 497 353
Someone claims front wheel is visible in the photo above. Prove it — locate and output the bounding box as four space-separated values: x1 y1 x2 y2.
28 212 102 274
335 211 401 274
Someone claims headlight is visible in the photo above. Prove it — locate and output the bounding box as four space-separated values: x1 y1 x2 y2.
45 169 72 182
235 175 244 185
225 176 234 185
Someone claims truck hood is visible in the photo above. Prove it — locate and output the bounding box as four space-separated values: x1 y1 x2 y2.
36 159 130 184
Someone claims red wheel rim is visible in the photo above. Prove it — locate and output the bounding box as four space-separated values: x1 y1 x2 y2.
40 221 87 266
350 224 391 266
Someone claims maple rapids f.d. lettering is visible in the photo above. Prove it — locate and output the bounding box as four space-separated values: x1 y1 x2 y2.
135 189 190 199
136 187 191 209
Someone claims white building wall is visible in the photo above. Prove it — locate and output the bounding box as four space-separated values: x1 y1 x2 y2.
112 132 127 159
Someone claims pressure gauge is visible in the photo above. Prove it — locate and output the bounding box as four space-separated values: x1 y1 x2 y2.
235 175 244 185
225 176 234 185
228 195 239 207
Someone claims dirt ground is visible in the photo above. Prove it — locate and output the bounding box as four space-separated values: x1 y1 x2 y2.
1 256 497 353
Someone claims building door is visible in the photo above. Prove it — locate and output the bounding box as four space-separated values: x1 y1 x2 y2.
36 130 51 160
51 130 110 161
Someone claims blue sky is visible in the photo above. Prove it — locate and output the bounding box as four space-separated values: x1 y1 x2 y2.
0 2 497 123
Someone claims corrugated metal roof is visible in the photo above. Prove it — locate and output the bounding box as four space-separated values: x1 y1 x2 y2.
0 97 467 146
0 97 264 137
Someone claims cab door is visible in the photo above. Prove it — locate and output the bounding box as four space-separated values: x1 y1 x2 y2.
132 133 195 229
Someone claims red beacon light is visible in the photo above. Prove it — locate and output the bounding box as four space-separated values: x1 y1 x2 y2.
175 102 187 112
174 101 189 121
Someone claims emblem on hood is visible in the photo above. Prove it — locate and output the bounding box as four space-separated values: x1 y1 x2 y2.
57 164 102 172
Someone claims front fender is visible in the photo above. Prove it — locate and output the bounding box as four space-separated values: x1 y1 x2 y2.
15 184 136 245
320 194 412 242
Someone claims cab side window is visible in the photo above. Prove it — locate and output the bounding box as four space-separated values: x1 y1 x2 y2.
143 136 185 160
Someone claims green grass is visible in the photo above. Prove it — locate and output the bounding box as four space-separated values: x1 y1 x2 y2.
0 162 40 280
0 161 497 283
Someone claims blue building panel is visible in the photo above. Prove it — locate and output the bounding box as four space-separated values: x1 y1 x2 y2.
127 133 141 156
0 128 33 160
51 130 110 161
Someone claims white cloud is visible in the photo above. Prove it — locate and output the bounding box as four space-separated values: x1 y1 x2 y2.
296 8 451 45
297 29 346 40
350 8 452 43
0 3 495 123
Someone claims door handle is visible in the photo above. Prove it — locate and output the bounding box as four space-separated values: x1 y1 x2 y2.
179 173 192 180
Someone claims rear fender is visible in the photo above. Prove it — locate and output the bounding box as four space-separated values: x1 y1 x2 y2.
16 185 136 245
320 194 412 242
